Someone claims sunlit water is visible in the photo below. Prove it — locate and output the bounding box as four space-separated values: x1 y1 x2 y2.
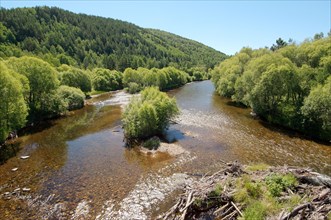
0 81 330 219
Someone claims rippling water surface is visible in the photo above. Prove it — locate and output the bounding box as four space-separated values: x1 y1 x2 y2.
0 81 330 219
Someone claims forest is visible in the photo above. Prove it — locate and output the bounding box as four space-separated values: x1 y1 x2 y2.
212 35 331 141
0 6 227 71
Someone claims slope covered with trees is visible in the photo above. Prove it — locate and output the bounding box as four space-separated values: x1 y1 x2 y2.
212 36 331 141
0 6 227 71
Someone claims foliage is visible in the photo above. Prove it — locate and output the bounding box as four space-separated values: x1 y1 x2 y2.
265 174 298 197
0 62 28 143
127 82 141 94
92 68 122 91
123 66 191 93
142 136 161 150
59 66 92 93
57 85 85 110
212 35 331 141
270 38 288 51
301 76 331 140
122 87 179 142
5 56 60 121
0 6 227 71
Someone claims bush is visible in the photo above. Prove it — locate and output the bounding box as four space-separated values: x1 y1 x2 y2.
57 85 85 110
142 136 161 150
60 68 92 93
92 68 122 91
127 82 141 94
265 174 298 197
122 87 179 142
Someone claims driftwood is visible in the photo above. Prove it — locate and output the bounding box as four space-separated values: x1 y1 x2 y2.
157 162 244 220
289 168 331 188
158 162 331 220
281 203 312 220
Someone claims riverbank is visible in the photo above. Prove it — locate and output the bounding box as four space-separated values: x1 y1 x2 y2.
1 81 330 219
158 161 331 220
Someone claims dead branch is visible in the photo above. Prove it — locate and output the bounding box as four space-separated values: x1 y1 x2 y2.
281 203 312 220
231 201 243 217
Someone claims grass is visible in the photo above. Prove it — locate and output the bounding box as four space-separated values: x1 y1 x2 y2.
240 201 267 220
234 172 300 219
211 184 223 197
246 163 270 171
234 175 262 203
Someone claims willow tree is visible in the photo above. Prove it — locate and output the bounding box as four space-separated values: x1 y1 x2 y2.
301 77 331 140
122 87 179 142
0 62 28 143
6 56 61 120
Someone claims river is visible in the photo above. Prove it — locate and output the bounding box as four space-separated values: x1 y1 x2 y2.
0 81 330 219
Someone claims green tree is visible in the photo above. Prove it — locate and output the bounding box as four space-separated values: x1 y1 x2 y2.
301 77 331 140
0 62 28 143
59 67 92 93
57 85 85 110
92 68 122 91
270 38 288 51
123 67 143 88
6 56 60 120
122 87 179 142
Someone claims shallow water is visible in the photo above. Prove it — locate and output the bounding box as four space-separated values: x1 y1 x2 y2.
0 81 330 219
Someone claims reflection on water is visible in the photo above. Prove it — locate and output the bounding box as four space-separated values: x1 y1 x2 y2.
0 81 330 219
0 142 20 164
169 80 331 175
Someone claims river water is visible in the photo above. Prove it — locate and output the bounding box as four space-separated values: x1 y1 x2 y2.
0 81 330 219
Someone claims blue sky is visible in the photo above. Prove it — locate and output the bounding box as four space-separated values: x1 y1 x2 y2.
1 1 330 55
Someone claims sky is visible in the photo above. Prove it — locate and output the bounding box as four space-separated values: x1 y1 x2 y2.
1 1 330 55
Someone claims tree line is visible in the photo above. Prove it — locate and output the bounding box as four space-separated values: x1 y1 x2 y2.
0 6 227 72
0 55 199 143
212 35 331 141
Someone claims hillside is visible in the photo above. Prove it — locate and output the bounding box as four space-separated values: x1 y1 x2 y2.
0 6 227 71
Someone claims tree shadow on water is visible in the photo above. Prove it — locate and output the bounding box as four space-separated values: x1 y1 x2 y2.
225 100 248 109
163 129 185 143
259 120 331 146
0 142 21 164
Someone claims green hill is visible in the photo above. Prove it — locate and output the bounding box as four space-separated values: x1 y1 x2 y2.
0 6 227 71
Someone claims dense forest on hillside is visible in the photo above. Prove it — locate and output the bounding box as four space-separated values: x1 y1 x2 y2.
0 6 227 71
212 36 331 141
